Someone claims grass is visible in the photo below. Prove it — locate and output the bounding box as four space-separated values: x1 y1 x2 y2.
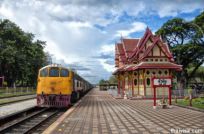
175 97 204 109
0 87 36 98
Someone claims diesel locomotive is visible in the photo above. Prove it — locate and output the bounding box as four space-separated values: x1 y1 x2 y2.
36 64 92 107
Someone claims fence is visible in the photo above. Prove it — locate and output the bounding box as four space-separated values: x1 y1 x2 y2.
0 87 36 97
172 89 198 98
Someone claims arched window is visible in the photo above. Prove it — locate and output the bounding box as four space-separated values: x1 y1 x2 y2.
146 71 150 75
165 70 168 75
146 78 150 86
134 79 137 85
158 71 162 75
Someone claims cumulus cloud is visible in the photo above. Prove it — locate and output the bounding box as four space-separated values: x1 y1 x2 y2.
155 0 204 17
116 22 147 37
0 0 203 83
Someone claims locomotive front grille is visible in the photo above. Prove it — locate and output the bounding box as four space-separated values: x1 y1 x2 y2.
37 94 70 107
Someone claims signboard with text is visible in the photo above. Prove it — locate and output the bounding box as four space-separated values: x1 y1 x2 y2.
152 76 173 107
152 77 172 87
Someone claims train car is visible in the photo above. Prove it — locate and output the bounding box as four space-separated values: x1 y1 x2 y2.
36 64 92 107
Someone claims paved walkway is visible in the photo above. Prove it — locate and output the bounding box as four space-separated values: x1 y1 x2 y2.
0 95 36 104
49 88 204 134
0 99 36 118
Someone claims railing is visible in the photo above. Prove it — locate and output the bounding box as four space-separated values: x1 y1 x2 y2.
172 89 198 97
0 87 36 98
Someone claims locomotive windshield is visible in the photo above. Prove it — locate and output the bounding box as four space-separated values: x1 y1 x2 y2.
60 69 69 77
40 68 48 77
49 67 59 77
39 67 69 77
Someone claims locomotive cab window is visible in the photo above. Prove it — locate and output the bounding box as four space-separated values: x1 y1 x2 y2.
49 67 59 77
40 68 48 77
60 69 69 77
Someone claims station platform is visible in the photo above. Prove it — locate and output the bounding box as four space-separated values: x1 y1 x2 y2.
44 88 204 134
0 99 36 118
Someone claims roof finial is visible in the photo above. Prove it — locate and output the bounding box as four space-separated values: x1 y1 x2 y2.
146 26 152 35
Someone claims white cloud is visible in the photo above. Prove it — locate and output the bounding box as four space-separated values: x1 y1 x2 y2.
99 59 115 73
101 44 115 54
0 3 13 18
155 0 204 18
0 0 203 83
116 22 147 37
66 21 92 28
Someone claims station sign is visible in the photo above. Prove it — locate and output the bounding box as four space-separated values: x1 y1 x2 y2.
152 77 172 87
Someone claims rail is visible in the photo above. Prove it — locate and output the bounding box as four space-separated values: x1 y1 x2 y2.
0 107 65 134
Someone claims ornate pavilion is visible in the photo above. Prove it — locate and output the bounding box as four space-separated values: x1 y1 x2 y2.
113 28 182 98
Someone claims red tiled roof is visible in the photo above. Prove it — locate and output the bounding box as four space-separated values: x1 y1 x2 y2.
117 43 125 55
122 39 139 58
122 39 139 52
130 34 152 60
116 43 127 63
114 27 182 73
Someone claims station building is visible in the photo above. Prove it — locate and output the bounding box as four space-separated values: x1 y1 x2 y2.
113 28 182 98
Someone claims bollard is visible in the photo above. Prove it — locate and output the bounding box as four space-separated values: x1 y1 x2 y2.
124 91 127 99
189 94 192 107
175 96 177 103
6 87 8 94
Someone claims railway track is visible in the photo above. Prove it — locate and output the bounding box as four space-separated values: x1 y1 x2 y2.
0 106 67 134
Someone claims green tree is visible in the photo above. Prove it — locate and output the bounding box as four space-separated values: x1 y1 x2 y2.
109 75 118 84
188 66 204 82
99 79 107 85
156 12 204 89
0 19 50 87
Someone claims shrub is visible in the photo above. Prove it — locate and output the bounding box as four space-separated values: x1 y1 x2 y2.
184 96 189 100
188 88 193 95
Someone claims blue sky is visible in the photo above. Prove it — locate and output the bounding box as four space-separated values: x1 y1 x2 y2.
0 0 203 84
